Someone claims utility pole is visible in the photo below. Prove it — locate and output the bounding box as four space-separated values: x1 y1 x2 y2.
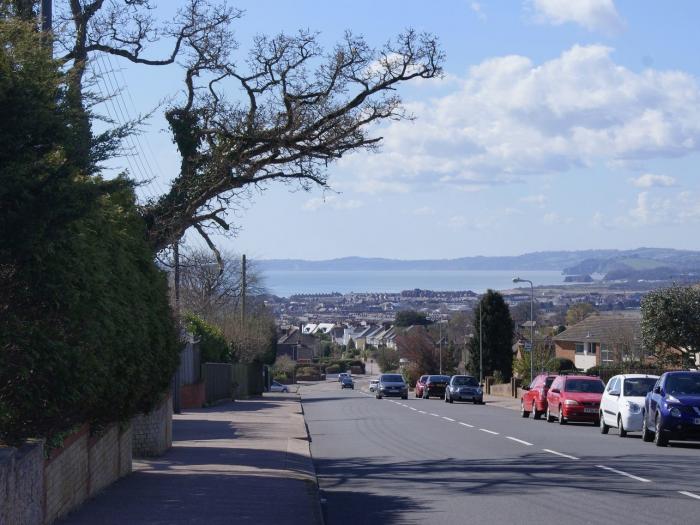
439 320 443 375
240 254 246 322
41 0 52 33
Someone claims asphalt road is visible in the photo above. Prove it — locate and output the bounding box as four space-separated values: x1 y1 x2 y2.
302 378 700 525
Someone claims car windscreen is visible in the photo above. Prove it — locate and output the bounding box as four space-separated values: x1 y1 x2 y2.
623 377 657 397
545 377 555 388
381 374 404 383
428 375 450 383
564 379 604 393
665 374 700 395
452 376 478 386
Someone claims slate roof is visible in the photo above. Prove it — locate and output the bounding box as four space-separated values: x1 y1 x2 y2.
553 314 641 344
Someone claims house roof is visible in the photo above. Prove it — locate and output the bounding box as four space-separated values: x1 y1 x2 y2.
553 314 641 344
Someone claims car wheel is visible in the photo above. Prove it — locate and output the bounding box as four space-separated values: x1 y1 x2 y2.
546 407 554 423
600 412 609 434
376 394 382 399
532 402 541 420
520 400 530 418
445 392 449 403
401 394 408 400
618 415 627 437
424 393 429 399
558 406 567 425
653 412 668 447
641 412 654 442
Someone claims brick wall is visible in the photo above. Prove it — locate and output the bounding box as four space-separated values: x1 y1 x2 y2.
0 440 44 525
555 341 576 361
181 381 205 409
132 396 173 458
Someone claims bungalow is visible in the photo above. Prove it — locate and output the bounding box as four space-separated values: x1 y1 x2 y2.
553 313 643 371
277 328 318 363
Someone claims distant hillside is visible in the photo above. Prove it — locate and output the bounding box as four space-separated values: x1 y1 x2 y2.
257 248 700 274
562 248 700 280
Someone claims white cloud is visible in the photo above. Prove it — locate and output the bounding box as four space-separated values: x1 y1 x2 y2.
338 45 700 194
530 0 624 34
520 194 548 207
630 173 677 188
471 2 486 20
413 206 435 216
592 211 604 227
447 215 467 230
303 195 363 211
623 190 700 226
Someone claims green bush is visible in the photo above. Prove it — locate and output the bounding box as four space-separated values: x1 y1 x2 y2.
0 20 178 446
325 365 340 374
184 313 230 363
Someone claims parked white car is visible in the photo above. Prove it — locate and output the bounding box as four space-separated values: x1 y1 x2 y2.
600 374 659 436
369 379 379 392
270 381 289 393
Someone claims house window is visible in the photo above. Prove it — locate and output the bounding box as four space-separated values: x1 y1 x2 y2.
601 343 614 364
575 343 584 354
589 343 598 354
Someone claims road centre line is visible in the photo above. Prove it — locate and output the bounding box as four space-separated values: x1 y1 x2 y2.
596 465 651 483
418 410 427 414
409 407 417 411
459 422 474 428
442 417 455 422
506 436 533 446
543 449 579 460
430 413 440 417
479 428 499 435
679 491 700 500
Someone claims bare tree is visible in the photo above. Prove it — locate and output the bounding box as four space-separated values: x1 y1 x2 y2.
174 247 265 319
34 1 443 252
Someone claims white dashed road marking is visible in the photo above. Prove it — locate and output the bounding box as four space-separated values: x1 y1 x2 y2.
679 491 700 500
479 428 499 435
442 417 455 422
543 449 579 460
506 436 533 446
430 413 440 417
418 410 427 414
409 407 417 411
459 422 474 428
597 465 651 483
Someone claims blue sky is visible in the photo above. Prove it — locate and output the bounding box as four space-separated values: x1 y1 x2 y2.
108 1 700 260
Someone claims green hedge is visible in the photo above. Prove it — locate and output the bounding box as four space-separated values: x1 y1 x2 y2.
0 20 178 446
184 313 230 363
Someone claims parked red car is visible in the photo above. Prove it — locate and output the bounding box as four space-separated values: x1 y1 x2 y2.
520 373 557 420
546 375 605 425
415 375 428 398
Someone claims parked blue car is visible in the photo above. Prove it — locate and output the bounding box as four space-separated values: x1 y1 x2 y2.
642 371 700 447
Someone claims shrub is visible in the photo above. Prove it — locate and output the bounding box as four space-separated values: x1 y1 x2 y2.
547 357 576 372
0 20 178 446
184 313 230 363
325 365 340 374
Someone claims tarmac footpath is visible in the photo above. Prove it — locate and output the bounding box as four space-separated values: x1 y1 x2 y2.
60 393 323 525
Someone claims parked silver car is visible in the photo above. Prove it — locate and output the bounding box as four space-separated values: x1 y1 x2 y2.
445 375 483 404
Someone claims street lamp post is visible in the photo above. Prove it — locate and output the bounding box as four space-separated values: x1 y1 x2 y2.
479 300 483 385
513 277 534 383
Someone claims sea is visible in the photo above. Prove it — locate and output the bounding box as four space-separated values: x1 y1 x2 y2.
261 270 565 298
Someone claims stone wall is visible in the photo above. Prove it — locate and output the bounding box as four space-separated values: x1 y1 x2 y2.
0 440 44 525
132 395 173 458
43 423 132 524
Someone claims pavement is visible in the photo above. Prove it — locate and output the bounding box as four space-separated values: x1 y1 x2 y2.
60 394 323 525
306 377 700 525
